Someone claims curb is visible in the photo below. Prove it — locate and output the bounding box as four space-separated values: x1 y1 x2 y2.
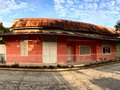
0 67 81 72
0 61 119 72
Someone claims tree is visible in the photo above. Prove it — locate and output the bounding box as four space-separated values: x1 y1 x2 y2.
0 22 10 44
0 23 10 33
115 20 120 31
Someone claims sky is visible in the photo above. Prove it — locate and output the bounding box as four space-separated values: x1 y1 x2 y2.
0 0 120 28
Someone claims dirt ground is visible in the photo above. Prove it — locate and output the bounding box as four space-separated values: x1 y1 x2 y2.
0 63 120 90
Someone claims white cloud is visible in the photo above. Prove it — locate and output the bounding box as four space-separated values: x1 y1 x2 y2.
54 0 65 4
3 22 11 27
93 0 99 2
83 0 93 2
0 16 2 21
66 0 74 5
110 1 115 6
0 0 32 27
99 2 106 9
115 0 120 3
54 0 120 27
0 17 12 27
55 4 64 10
0 0 28 14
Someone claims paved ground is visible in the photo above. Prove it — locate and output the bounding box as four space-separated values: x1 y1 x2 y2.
0 63 120 90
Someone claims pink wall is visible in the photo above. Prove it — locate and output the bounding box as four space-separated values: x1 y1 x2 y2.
28 35 42 63
6 35 42 63
6 35 116 64
96 41 115 60
69 39 97 62
67 38 116 62
6 36 20 62
57 36 67 63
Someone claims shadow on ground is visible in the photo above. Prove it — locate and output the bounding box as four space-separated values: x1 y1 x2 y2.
90 77 120 90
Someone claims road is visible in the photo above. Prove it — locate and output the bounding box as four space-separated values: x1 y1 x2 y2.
0 63 120 90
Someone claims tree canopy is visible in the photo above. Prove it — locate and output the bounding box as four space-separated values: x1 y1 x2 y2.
0 23 10 34
115 20 120 31
0 22 10 44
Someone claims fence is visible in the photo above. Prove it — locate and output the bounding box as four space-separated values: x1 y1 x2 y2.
0 52 120 66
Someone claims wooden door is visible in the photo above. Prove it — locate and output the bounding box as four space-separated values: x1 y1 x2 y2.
0 44 6 61
116 42 120 57
67 45 72 62
42 41 57 63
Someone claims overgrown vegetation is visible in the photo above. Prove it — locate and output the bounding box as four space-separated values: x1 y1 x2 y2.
115 20 120 31
84 58 120 68
0 57 6 63
11 63 20 68
0 59 119 69
0 22 10 44
0 23 10 34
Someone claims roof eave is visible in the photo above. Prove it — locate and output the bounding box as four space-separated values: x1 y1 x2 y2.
0 32 119 41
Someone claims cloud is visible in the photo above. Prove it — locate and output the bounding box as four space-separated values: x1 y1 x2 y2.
0 16 2 21
84 0 94 2
0 0 28 14
54 0 65 4
0 0 36 27
115 0 120 4
54 0 120 27
2 22 11 27
93 0 100 2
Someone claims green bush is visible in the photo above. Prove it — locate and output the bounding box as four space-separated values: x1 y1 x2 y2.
11 63 20 68
49 66 55 69
1 56 6 63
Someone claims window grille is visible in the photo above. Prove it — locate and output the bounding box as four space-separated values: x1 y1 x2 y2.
103 45 111 54
80 46 90 55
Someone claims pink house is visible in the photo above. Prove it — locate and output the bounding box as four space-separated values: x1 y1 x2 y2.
0 18 119 65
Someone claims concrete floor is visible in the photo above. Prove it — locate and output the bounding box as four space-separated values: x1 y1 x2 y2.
0 63 120 90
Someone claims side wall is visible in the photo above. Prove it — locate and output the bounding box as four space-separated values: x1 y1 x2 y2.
67 38 116 62
67 39 97 62
96 41 115 60
57 36 67 63
77 40 97 61
116 42 120 57
5 35 116 64
6 35 68 64
6 35 42 63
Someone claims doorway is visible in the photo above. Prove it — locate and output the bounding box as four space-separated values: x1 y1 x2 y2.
42 37 57 63
67 45 72 62
0 44 6 63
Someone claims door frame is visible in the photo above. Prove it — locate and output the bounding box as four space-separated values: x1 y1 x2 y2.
0 44 6 63
42 36 57 64
67 45 72 62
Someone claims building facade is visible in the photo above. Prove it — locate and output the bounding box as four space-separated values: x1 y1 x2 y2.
0 18 120 65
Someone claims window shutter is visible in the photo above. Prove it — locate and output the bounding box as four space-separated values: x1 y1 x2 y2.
20 37 28 56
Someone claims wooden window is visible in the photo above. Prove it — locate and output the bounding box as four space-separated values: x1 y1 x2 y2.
20 36 28 56
80 46 90 55
103 45 111 54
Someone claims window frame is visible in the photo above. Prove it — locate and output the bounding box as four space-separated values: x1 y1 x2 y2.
20 36 28 56
102 44 111 55
79 46 91 56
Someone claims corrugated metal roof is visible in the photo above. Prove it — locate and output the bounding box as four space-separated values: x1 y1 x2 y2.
11 18 116 36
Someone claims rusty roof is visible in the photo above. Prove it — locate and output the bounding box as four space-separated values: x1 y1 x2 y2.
11 18 116 36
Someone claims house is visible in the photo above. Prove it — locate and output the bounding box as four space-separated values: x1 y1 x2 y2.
0 18 120 65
